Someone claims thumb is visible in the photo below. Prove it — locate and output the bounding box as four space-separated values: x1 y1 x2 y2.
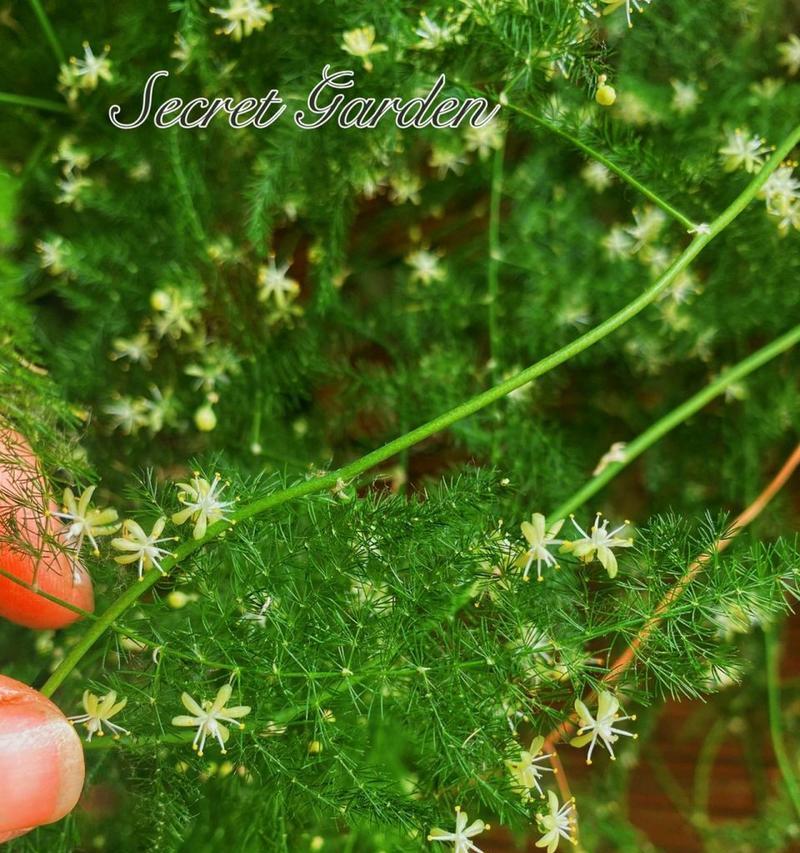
0 675 85 843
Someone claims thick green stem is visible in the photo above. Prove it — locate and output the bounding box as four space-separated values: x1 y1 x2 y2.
549 322 800 520
27 0 66 65
765 624 800 819
0 91 68 113
39 123 800 700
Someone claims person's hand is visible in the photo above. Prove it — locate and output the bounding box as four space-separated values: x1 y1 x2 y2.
1 429 93 842
0 675 85 842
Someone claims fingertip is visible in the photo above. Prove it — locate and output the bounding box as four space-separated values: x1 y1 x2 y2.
0 676 85 839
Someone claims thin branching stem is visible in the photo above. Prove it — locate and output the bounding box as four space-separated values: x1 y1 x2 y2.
457 78 697 229
509 104 697 230
549 322 800 520
764 624 800 819
488 138 505 463
0 91 68 113
39 123 800 700
545 443 800 750
27 0 66 65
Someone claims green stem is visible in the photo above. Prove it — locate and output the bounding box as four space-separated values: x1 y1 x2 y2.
549 322 800 520
765 624 800 819
512 105 697 230
456 77 696 230
692 717 727 826
27 0 66 65
39 123 800 700
488 139 505 463
0 91 68 114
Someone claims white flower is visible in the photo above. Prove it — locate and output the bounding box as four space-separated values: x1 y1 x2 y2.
71 42 112 90
57 63 82 104
535 791 576 853
670 79 699 115
143 385 177 434
105 395 150 434
69 690 129 741
778 34 800 76
111 332 156 368
758 164 800 215
172 474 233 539
464 122 504 161
570 690 637 764
625 206 665 251
53 486 120 557
171 32 195 72
241 597 274 627
581 161 613 192
772 200 800 234
388 173 423 205
211 0 274 41
719 129 771 174
563 512 633 578
52 136 90 174
172 684 251 756
663 269 701 304
429 147 469 178
414 13 461 50
516 513 565 582
406 249 446 285
257 256 300 308
55 174 92 208
340 26 388 72
151 287 198 340
592 441 628 476
506 735 555 800
427 806 487 852
112 517 174 579
601 225 634 260
600 0 652 28
185 349 239 392
36 237 68 275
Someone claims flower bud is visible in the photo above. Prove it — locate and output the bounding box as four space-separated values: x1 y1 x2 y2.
194 404 217 432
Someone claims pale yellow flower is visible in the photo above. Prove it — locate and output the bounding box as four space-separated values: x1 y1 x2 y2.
112 517 174 578
172 684 251 756
172 474 233 539
778 34 800 76
211 0 274 41
570 690 637 764
428 806 487 852
506 735 555 800
516 513 565 582
53 486 119 557
562 513 633 578
69 690 129 741
341 26 388 72
535 790 576 853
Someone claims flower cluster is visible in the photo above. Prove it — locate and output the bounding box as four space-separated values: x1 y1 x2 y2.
58 42 112 104
514 511 633 581
211 0 274 41
719 129 800 235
